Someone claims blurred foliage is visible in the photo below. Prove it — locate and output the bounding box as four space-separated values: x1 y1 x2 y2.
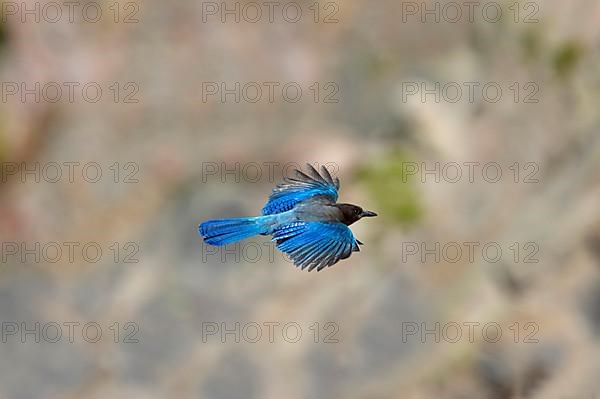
552 41 584 80
520 28 583 82
521 29 542 61
357 151 422 226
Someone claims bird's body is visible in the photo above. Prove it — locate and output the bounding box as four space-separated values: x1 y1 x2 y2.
199 164 376 271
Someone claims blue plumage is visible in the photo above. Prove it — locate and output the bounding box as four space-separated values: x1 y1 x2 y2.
273 222 359 271
261 166 339 215
199 216 269 246
199 164 377 271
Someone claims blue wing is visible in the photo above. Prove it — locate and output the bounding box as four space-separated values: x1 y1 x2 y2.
272 221 360 271
262 164 340 215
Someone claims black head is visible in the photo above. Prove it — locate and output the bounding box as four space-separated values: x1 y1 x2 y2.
335 203 378 226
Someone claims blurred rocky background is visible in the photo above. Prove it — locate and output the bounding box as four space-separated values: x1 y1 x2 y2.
0 0 599 398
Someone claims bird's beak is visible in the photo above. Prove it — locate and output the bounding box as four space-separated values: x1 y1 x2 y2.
360 210 377 218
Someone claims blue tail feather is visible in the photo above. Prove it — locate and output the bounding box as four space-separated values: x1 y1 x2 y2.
199 216 268 246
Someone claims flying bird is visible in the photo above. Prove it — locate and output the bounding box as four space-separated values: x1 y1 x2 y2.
198 164 377 271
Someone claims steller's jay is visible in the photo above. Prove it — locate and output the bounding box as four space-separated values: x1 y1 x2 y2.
199 164 377 272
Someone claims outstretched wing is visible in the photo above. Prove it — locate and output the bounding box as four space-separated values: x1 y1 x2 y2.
262 164 340 215
272 221 360 271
